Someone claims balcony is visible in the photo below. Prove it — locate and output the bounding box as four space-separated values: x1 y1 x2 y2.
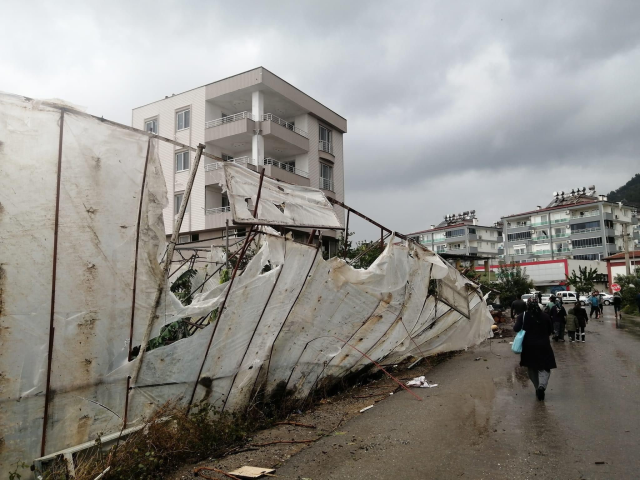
532 249 552 255
319 177 334 191
262 158 310 186
204 205 233 230
263 158 308 178
205 111 256 129
261 114 308 138
261 114 310 155
551 217 569 224
319 140 334 155
205 111 256 146
571 210 600 219
530 221 549 227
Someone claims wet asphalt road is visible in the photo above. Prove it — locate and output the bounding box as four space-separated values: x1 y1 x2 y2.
276 308 640 479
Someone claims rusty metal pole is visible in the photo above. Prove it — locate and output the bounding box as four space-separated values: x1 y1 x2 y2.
187 170 265 410
343 210 350 258
41 109 65 457
381 228 384 254
307 229 316 245
225 218 230 270
130 144 205 388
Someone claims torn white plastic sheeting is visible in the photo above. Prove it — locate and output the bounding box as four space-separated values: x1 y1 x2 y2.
0 92 494 475
406 376 438 388
224 164 342 228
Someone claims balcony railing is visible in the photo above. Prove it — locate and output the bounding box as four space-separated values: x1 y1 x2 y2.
205 111 256 129
571 226 601 234
319 177 334 191
551 217 569 224
571 210 600 219
204 156 252 171
530 221 549 227
531 236 550 241
319 140 334 154
263 158 309 178
554 247 572 253
532 249 552 255
261 113 309 138
205 205 231 215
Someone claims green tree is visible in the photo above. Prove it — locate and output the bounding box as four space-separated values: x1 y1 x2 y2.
614 270 640 315
484 264 534 306
566 265 599 297
338 231 384 269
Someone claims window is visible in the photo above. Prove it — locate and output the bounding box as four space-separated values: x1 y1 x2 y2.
320 163 333 190
573 254 598 260
516 220 528 227
319 125 332 144
572 237 602 249
514 246 527 255
222 154 234 162
606 236 615 244
178 233 199 244
604 219 614 229
221 193 230 208
468 228 476 234
445 228 465 238
176 109 190 130
175 151 189 172
571 220 600 234
145 118 158 134
507 231 531 242
174 193 184 213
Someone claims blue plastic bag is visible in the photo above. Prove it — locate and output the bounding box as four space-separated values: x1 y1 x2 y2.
512 330 525 353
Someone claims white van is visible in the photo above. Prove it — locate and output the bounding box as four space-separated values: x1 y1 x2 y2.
555 291 578 304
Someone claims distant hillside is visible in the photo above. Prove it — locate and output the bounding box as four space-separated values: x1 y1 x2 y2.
608 173 640 206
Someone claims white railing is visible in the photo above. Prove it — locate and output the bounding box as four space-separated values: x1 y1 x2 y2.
319 140 334 154
205 111 255 129
570 226 601 234
204 156 252 171
205 205 231 215
571 210 600 219
261 113 309 138
319 177 334 191
263 158 309 178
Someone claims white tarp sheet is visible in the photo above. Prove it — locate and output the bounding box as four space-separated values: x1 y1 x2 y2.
0 93 493 474
224 164 342 229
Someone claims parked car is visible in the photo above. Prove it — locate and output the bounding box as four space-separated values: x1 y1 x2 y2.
521 293 535 301
555 291 579 304
579 293 614 306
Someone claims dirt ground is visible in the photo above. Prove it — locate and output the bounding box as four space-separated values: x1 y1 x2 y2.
170 352 458 480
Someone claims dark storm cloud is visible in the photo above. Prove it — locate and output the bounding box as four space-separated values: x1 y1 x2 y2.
1 0 639 236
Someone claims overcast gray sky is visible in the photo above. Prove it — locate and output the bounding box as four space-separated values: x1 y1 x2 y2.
2 0 639 240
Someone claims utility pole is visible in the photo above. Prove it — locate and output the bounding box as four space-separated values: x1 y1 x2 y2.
225 218 230 270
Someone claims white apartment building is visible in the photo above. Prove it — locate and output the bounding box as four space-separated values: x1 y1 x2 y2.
502 187 637 263
408 211 504 261
132 67 346 256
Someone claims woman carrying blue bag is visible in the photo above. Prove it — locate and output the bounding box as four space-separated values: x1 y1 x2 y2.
513 298 557 401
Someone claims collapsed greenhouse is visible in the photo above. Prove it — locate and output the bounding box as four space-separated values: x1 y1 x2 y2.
0 92 494 474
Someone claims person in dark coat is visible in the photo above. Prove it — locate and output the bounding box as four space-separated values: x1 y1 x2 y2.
554 297 567 342
613 293 622 320
511 298 526 321
514 298 557 400
573 302 588 342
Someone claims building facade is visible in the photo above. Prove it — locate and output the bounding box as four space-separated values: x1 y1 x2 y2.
502 187 637 264
408 212 504 260
132 67 346 256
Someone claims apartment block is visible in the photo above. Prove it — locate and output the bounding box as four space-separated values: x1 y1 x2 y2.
408 211 504 260
131 67 346 256
502 186 637 263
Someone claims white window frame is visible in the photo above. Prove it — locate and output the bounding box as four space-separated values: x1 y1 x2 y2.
176 108 191 131
175 150 190 172
319 162 334 191
174 192 184 214
145 117 158 134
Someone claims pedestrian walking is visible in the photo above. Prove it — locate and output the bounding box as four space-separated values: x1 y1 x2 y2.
554 297 567 341
573 302 588 342
613 293 622 320
511 297 526 322
597 293 604 318
589 292 599 319
514 299 557 401
566 306 579 342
